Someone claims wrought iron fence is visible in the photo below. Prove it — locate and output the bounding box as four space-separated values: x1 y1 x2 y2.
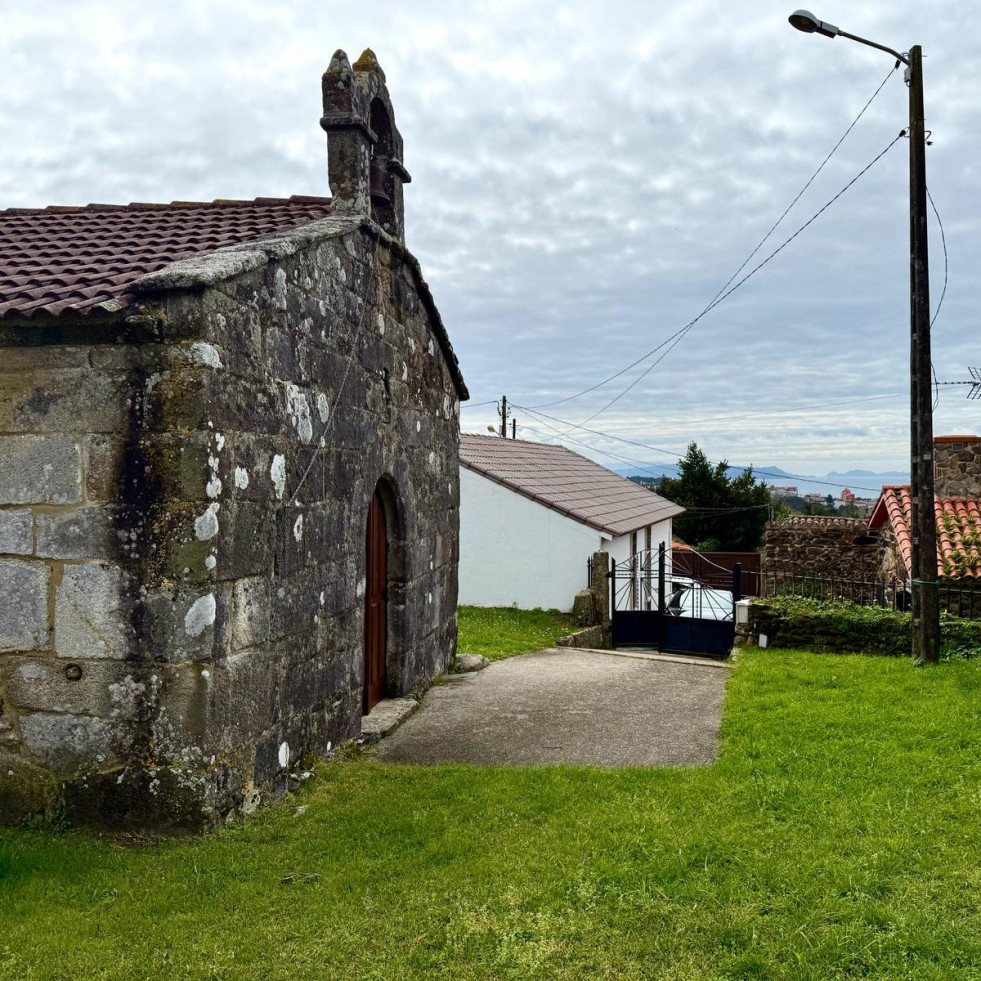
759 571 981 620
589 556 981 621
608 546 740 622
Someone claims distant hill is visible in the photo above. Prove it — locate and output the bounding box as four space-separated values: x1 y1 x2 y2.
613 462 909 498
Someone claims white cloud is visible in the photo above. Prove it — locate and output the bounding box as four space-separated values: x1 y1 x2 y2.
2 0 977 474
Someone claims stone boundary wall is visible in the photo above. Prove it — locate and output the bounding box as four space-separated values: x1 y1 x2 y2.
762 516 879 582
555 624 609 649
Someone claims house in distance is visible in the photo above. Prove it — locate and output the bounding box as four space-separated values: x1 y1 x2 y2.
869 435 981 614
458 434 683 611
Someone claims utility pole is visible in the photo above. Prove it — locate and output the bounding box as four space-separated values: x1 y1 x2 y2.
511 418 517 439
787 13 941 663
908 45 940 664
499 395 508 437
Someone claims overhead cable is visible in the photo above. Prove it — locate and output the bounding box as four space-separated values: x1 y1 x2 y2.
927 185 949 410
513 402 889 494
525 62 900 414
565 128 907 431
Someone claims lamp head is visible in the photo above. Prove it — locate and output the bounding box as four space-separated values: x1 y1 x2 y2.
788 9 839 38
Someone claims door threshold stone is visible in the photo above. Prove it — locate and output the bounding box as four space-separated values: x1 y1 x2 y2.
360 696 419 744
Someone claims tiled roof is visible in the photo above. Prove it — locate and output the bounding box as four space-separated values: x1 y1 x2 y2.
459 433 684 537
0 196 333 320
869 485 981 578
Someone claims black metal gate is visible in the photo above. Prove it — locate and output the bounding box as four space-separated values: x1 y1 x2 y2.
609 543 741 659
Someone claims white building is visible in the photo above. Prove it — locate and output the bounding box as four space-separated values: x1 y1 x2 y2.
459 434 684 611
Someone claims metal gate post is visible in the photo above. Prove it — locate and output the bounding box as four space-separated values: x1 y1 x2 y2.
732 563 742 603
657 542 666 612
657 542 667 651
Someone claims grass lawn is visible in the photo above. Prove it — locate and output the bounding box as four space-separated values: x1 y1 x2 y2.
4 649 981 979
456 605 577 660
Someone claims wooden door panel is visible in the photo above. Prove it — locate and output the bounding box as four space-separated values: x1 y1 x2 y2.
363 490 387 713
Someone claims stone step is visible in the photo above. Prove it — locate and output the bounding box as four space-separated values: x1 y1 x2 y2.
359 696 419 744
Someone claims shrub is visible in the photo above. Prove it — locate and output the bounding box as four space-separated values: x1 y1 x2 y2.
749 595 981 659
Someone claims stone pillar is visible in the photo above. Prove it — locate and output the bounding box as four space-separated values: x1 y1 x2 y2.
320 50 373 217
934 435 981 499
591 550 611 630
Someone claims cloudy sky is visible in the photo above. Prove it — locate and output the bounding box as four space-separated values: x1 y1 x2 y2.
3 1 979 480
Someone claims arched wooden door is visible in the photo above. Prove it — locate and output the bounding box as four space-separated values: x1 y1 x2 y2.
363 489 387 713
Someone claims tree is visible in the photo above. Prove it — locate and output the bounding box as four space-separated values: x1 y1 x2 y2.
778 495 835 517
657 442 771 552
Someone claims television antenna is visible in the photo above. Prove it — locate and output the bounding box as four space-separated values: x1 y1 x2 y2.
935 367 981 400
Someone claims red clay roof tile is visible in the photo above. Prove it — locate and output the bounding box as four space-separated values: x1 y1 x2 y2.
0 195 332 320
869 485 981 578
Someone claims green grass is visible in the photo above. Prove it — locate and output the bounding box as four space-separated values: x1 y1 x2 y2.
456 605 577 660
4 649 981 979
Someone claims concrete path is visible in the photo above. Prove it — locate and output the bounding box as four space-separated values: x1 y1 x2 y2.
376 648 728 768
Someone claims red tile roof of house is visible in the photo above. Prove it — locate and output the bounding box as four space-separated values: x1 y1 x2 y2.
0 196 333 320
459 433 684 537
869 485 981 578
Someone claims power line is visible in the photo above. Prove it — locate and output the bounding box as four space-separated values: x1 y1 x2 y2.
525 63 900 414
682 507 775 521
609 392 904 434
512 402 890 493
467 391 905 435
928 186 949 331
927 185 949 410
514 422 674 480
684 505 772 515
564 128 907 432
706 63 900 311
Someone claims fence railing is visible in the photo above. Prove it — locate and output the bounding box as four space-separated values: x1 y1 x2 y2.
673 549 761 597
589 559 981 621
604 544 741 622
759 571 981 621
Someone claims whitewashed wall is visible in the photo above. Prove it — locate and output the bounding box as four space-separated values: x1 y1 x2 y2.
459 467 674 612
459 468 605 610
606 522 673 610
606 525 673 567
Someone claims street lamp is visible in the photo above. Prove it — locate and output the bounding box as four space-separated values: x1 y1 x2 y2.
788 10 940 663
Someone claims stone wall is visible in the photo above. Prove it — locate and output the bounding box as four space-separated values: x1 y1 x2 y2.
877 521 905 583
555 624 608 649
762 516 879 583
934 436 981 499
0 331 181 823
0 217 464 827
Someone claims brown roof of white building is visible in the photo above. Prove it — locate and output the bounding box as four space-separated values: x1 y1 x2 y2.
459 433 684 537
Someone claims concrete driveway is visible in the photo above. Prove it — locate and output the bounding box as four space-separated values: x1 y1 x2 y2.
376 648 729 768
